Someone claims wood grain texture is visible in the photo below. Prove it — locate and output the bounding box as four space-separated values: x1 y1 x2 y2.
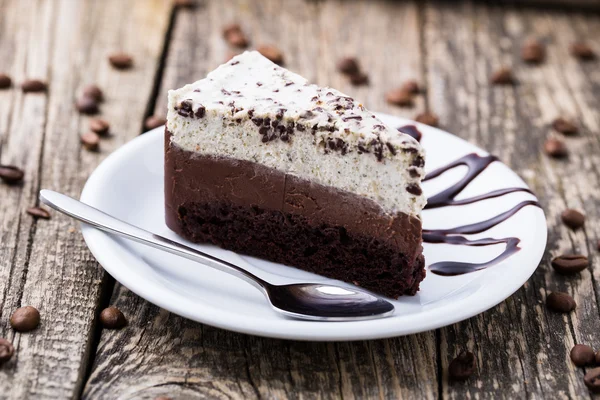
425 1 600 398
1 0 599 399
83 1 439 399
0 0 171 398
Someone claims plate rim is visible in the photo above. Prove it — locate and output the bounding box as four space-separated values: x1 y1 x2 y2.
80 115 548 341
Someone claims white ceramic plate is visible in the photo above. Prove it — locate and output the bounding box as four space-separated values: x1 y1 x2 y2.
80 114 547 341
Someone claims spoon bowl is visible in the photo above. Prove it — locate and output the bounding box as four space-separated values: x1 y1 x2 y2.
266 283 395 321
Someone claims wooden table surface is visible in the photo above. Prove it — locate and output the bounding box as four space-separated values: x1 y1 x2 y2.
1 0 600 398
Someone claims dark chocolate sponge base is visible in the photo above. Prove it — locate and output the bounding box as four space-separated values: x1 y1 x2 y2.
167 201 425 298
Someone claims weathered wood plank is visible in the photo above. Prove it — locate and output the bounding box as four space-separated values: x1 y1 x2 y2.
84 0 438 399
425 1 600 398
0 0 171 398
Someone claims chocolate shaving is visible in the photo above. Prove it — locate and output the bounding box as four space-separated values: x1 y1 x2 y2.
386 142 397 155
195 105 206 119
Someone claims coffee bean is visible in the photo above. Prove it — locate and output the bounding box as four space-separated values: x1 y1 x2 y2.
0 165 24 184
491 67 515 85
257 45 284 65
571 344 595 367
448 351 475 380
173 0 196 7
76 96 99 115
0 73 12 89
100 306 127 329
228 30 249 48
108 52 134 70
521 39 545 63
544 138 567 158
551 254 588 275
401 79 420 94
585 367 600 393
552 117 578 135
349 72 369 86
89 118 110 135
10 306 40 332
337 57 360 75
595 350 600 364
222 24 248 48
546 291 576 313
0 338 14 364
570 42 596 61
415 112 439 127
83 84 104 102
145 115 167 130
561 209 585 230
26 206 51 220
222 23 241 38
81 132 100 151
21 79 47 93
386 88 414 107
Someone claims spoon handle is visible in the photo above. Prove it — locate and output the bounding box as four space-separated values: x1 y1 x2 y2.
39 190 268 292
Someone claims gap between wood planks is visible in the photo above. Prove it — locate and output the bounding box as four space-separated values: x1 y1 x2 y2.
75 3 180 397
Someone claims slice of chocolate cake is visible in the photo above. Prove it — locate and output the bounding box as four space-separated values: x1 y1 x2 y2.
165 51 426 298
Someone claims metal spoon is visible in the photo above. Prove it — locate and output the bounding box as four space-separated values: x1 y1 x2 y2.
39 190 395 321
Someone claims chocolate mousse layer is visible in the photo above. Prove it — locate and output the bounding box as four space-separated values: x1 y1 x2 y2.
165 130 425 298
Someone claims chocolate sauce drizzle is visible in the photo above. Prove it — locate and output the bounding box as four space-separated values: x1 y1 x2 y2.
420 151 541 276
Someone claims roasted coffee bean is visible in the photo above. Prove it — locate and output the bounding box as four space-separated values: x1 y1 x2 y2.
349 72 369 86
83 84 104 102
227 30 249 48
337 57 360 75
222 24 248 48
257 45 284 65
570 42 596 61
544 138 568 158
595 350 600 364
0 165 24 184
100 306 127 329
26 206 50 220
401 79 420 94
448 351 475 380
552 117 578 135
415 112 439 127
108 52 134 70
0 338 14 364
551 254 588 275
144 115 167 130
76 96 99 114
0 73 12 89
89 118 110 135
571 344 595 367
21 79 47 93
386 88 414 107
585 368 600 393
80 132 100 151
173 0 196 8
546 291 576 313
491 67 515 85
10 306 40 332
521 39 545 63
222 23 241 38
561 209 585 230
